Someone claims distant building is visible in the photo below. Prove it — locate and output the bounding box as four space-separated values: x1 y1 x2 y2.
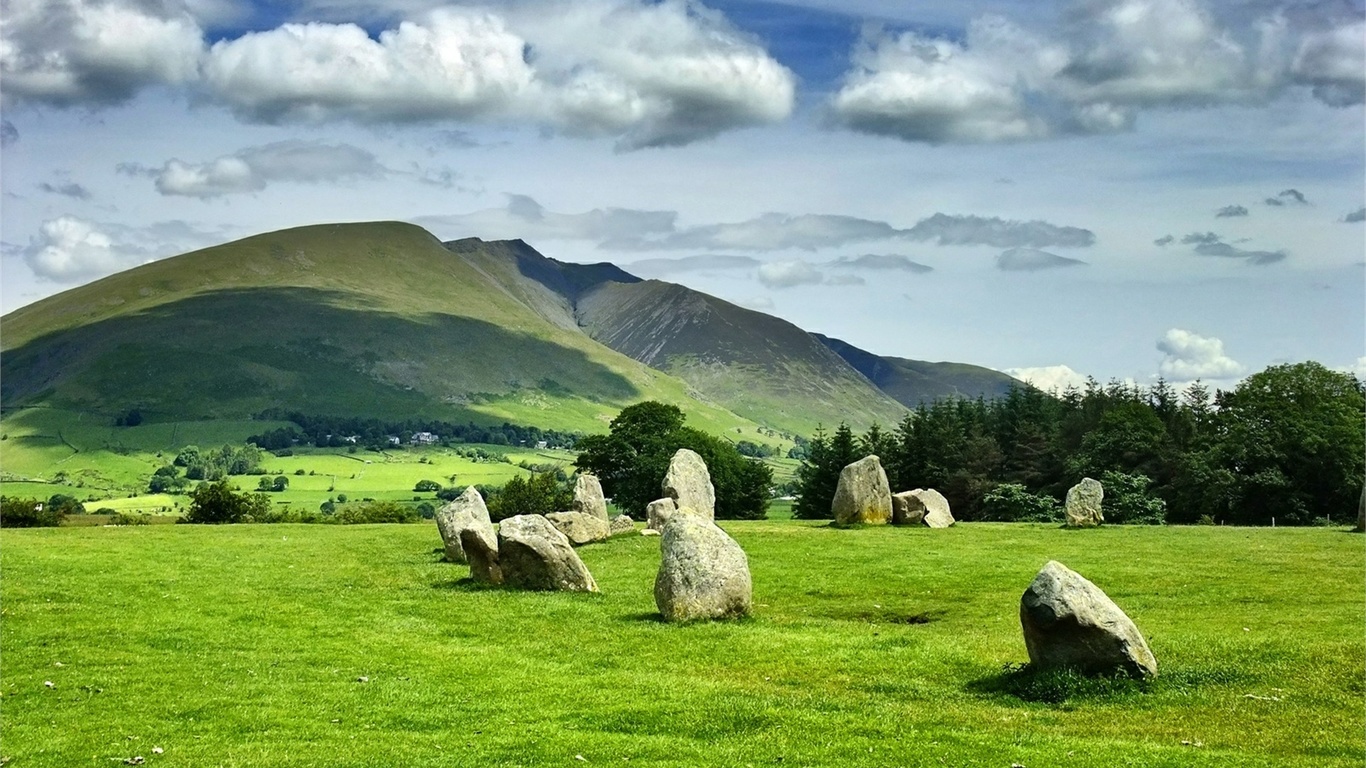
411 431 439 445
387 436 401 446
536 441 548 450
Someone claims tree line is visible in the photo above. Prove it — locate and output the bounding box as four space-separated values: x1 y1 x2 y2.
794 362 1365 526
247 411 579 452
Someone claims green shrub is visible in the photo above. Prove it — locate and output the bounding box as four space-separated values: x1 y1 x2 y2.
0 497 65 528
184 479 270 524
413 479 442 492
980 484 1061 523
1099 471 1167 524
110 512 151 526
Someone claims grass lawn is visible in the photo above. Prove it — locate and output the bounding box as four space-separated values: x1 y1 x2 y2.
1 523 1361 767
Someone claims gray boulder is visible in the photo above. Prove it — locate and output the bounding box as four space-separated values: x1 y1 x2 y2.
893 488 954 528
1065 478 1104 528
434 486 495 563
545 511 610 546
609 514 635 536
654 516 752 622
831 455 892 526
571 473 608 522
662 449 715 520
891 491 924 526
1020 561 1157 678
460 527 502 585
646 497 677 530
497 515 598 592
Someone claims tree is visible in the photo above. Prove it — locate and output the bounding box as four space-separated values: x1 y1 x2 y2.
0 497 65 527
1098 471 1166 525
148 465 189 493
185 479 270 524
575 401 771 519
793 424 860 520
487 473 572 521
272 475 289 492
1212 362 1365 525
414 479 442 492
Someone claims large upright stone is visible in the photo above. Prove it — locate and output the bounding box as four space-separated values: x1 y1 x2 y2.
460 527 502 585
497 515 598 592
1020 561 1157 678
545 511 610 546
831 455 892 526
646 497 677 530
654 516 752 622
571 474 608 522
434 486 495 563
1065 478 1104 528
893 489 954 528
662 449 715 520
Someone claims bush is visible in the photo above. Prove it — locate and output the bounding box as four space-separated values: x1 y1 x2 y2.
184 479 270 524
487 473 572 522
110 512 151 526
0 497 65 528
980 484 1062 523
1099 471 1166 525
413 479 442 492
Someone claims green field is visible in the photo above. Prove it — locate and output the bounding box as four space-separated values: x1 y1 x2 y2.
2 523 1360 766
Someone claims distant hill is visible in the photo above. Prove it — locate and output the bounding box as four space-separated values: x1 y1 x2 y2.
813 334 1020 407
1 221 1017 440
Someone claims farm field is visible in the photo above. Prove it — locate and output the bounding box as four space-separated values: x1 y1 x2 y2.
1 522 1361 767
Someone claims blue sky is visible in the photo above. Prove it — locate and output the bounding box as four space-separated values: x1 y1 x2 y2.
2 0 1363 390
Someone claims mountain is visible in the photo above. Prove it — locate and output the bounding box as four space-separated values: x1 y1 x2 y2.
1 221 1017 440
813 334 1019 406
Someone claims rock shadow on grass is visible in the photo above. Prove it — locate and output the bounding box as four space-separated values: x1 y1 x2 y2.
968 662 1248 705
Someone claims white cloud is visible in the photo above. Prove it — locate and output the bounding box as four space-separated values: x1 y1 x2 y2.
995 247 1086 271
906 213 1095 248
201 1 794 149
1002 364 1091 392
1291 20 1366 106
417 195 676 243
831 0 1362 144
826 253 933 272
0 0 203 107
1337 357 1366 380
610 212 908 251
146 141 388 198
22 217 129 282
1157 328 1244 379
758 260 825 289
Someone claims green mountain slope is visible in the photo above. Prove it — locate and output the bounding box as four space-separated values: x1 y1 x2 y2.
0 222 756 435
573 280 909 433
813 333 1020 406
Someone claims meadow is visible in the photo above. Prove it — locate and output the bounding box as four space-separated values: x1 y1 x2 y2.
1 522 1361 767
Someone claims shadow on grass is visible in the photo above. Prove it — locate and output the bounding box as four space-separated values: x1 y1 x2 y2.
969 662 1251 705
968 663 1153 704
430 577 496 592
620 611 667 623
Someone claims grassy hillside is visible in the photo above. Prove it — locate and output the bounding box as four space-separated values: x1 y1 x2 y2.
0 222 762 437
576 280 909 434
815 333 1020 407
2 523 1360 766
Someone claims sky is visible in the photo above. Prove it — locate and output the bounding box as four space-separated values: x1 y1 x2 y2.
2 0 1364 392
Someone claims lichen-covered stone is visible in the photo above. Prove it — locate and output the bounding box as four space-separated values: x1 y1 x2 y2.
654 516 752 622
571 474 608 522
662 449 715 520
831 455 892 526
646 497 677 530
609 514 635 536
1020 560 1156 678
460 526 502 585
497 515 598 592
434 486 495 563
1065 478 1104 528
545 511 610 546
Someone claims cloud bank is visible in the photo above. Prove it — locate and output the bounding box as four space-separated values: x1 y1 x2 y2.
830 1 1366 144
129 141 388 198
995 247 1086 271
1157 328 1243 379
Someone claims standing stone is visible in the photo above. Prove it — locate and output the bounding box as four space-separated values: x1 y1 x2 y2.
831 455 892 526
571 474 608 522
646 497 678 531
434 486 495 563
609 514 635 536
1020 561 1157 678
662 449 715 520
654 516 752 622
460 526 502 585
1065 478 1105 528
893 489 954 528
497 515 598 592
891 491 925 526
545 511 610 545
